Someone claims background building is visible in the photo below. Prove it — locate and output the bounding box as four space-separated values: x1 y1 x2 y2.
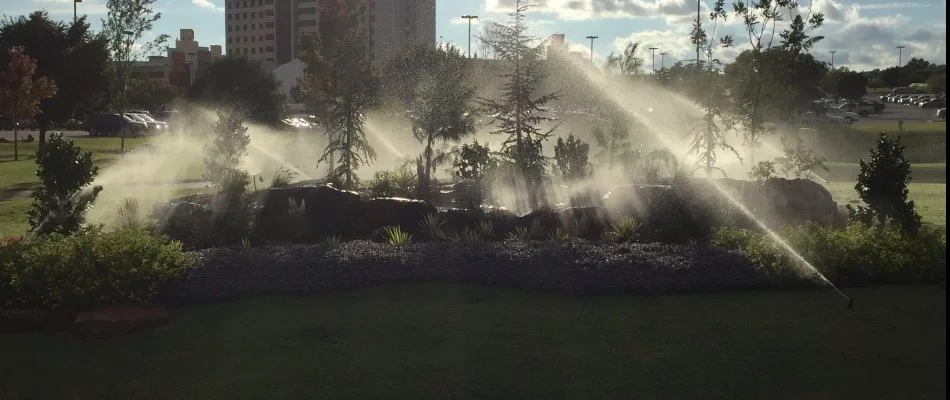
128 29 222 88
225 0 435 70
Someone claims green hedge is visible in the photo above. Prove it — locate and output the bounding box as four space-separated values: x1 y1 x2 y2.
0 228 194 310
711 223 947 286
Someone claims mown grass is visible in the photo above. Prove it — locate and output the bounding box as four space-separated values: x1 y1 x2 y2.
0 284 944 400
0 197 32 238
0 137 149 191
823 181 946 227
852 120 946 135
810 125 945 164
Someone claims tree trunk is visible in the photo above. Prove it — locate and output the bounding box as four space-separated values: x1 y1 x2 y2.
422 135 433 200
12 111 18 161
38 115 50 153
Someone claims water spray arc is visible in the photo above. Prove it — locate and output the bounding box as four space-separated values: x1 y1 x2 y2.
557 54 854 309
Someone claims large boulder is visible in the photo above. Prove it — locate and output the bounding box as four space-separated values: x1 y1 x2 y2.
253 185 365 240
557 206 609 240
439 207 519 240
601 184 716 243
73 305 170 339
756 178 838 227
361 197 437 236
153 201 219 248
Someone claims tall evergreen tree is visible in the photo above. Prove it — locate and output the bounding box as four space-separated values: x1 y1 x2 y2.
298 0 378 189
479 0 558 209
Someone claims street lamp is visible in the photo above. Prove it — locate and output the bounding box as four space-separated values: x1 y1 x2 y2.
74 0 82 24
461 15 478 58
829 50 836 70
649 47 658 74
896 45 906 84
659 52 667 70
120 30 134 156
585 35 598 64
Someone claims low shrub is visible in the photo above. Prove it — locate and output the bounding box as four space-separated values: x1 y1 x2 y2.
369 166 418 198
0 227 194 310
712 223 947 286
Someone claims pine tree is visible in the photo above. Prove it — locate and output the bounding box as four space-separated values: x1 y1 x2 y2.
298 0 378 189
479 0 558 209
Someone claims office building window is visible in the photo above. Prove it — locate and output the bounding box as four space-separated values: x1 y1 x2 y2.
265 45 274 52
227 14 231 20
251 36 256 42
264 9 273 16
265 34 274 40
298 19 316 27
251 48 256 54
265 22 274 28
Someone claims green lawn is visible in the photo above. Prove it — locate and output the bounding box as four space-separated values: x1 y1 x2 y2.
0 284 944 400
0 197 32 238
852 120 946 135
824 181 947 227
0 136 149 190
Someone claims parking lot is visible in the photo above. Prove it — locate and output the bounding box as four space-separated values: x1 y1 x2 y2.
860 94 943 123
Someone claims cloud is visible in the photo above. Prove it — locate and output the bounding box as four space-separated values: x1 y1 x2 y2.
484 0 708 23
191 0 224 12
4 0 109 16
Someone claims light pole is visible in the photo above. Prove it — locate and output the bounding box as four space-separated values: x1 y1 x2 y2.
896 45 906 85
120 30 134 156
660 52 667 70
829 50 836 70
649 47 658 74
74 0 82 24
585 35 598 64
461 15 478 58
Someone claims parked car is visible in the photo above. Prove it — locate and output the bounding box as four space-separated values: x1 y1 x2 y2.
937 108 946 120
825 105 860 123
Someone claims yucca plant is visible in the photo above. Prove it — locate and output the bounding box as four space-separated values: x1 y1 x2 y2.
240 236 252 248
288 197 306 217
419 213 447 240
272 167 298 187
606 217 642 243
548 228 576 241
382 225 413 247
508 219 543 241
320 235 342 247
474 220 494 241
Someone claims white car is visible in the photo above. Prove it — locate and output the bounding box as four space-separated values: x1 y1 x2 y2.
825 106 860 123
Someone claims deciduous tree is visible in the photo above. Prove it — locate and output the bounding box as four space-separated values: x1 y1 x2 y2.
0 46 56 161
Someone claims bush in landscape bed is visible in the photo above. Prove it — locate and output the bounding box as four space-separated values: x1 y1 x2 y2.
0 227 194 310
712 223 947 286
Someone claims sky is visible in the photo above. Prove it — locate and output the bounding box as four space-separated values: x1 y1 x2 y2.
2 0 946 72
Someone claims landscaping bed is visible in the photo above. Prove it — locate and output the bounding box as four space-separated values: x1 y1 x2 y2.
158 240 795 305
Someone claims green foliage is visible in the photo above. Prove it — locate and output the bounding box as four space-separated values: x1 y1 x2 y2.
605 217 642 243
187 57 286 125
748 161 776 183
271 167 297 188
298 1 378 190
114 197 144 230
847 133 922 237
0 11 111 146
103 0 170 113
369 165 418 198
711 223 946 285
605 42 644 76
418 213 447 240
774 135 829 179
454 140 496 208
127 78 179 111
400 46 477 199
833 70 869 101
0 46 57 160
724 0 825 163
28 135 103 235
479 0 558 209
927 72 946 94
319 235 342 248
0 227 194 310
508 219 544 241
591 113 640 175
553 134 591 181
204 111 250 209
381 226 412 247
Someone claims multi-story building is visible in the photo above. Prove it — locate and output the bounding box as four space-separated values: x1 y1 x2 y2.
225 0 435 70
128 29 222 88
